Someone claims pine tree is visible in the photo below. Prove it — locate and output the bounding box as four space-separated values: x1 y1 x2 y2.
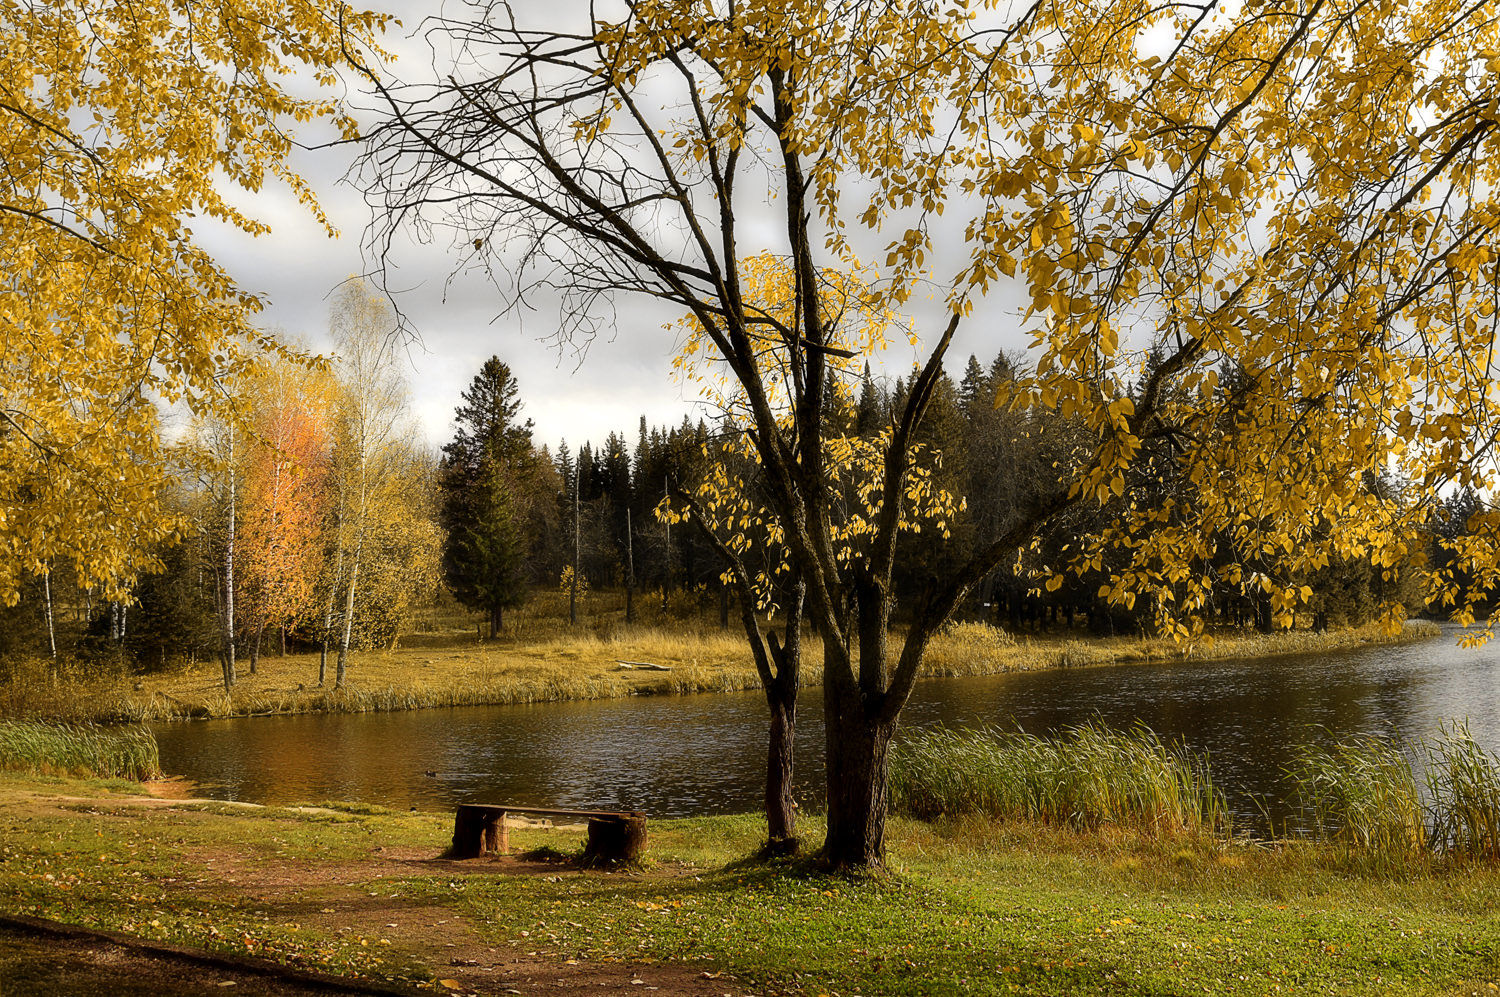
439 357 539 637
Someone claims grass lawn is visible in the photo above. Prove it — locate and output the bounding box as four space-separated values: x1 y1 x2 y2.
2 772 1496 996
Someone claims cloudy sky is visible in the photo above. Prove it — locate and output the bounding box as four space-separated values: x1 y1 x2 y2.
195 4 1033 456
198 138 712 454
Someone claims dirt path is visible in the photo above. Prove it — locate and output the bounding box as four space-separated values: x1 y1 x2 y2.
1 793 755 997
0 916 418 996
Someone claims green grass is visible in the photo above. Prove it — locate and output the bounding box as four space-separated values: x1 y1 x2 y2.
389 815 1500 996
0 719 161 780
889 723 1226 835
3 772 1500 995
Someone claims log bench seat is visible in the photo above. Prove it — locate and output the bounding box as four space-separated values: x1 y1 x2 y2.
450 803 648 864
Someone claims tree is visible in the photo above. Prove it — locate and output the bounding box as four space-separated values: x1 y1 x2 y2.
346 445 444 650
237 357 334 670
665 253 959 850
0 0 389 609
327 281 411 688
192 412 243 691
439 357 547 637
362 0 1500 868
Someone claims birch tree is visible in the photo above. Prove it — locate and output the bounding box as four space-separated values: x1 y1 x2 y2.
327 281 409 689
0 0 389 607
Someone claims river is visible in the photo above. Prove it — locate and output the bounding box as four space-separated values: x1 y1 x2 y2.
153 625 1500 829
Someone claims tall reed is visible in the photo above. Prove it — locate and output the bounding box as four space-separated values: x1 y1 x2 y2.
1424 721 1500 859
0 719 161 780
1289 722 1500 862
889 723 1226 835
1285 736 1426 863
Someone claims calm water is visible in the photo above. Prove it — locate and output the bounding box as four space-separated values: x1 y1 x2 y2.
153 626 1500 826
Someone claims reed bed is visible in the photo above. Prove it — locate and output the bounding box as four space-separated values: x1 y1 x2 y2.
889 723 1226 835
1286 736 1426 862
1423 721 1500 859
0 719 161 780
1288 722 1500 863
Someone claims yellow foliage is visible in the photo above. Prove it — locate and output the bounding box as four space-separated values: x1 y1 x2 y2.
0 0 391 604
376 0 1500 637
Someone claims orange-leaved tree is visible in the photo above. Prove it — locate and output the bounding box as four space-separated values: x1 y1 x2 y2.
361 0 1500 868
238 357 335 673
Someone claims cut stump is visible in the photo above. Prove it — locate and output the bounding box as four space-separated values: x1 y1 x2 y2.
581 814 649 866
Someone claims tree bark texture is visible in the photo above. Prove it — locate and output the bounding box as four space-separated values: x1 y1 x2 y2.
822 666 895 870
764 692 798 847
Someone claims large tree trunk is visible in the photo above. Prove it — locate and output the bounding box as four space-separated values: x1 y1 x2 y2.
821 576 896 869
765 689 798 847
822 666 895 870
763 602 802 849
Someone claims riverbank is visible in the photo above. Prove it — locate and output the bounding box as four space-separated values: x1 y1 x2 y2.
1 770 1495 996
0 619 1439 724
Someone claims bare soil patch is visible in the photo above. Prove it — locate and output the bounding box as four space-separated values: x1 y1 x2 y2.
3 793 754 997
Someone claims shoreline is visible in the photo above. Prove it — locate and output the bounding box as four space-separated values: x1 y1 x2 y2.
3 619 1441 726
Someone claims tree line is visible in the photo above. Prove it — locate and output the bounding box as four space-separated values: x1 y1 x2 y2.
1 283 441 691
8 333 1488 684
438 347 1474 643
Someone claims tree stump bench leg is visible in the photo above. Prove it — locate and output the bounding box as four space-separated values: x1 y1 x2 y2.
582 813 648 866
452 806 508 859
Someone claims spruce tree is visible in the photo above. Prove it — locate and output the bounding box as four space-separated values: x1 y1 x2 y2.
439 357 537 637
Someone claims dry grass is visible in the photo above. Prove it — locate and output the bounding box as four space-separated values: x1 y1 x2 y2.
0 590 1438 724
922 618 1438 676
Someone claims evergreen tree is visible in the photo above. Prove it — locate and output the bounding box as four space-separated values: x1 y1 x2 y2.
439 357 540 637
854 363 887 438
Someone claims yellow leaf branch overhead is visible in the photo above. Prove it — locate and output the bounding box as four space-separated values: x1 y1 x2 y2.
359 0 1500 867
0 0 391 603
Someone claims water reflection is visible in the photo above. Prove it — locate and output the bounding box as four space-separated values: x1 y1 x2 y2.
153 626 1500 827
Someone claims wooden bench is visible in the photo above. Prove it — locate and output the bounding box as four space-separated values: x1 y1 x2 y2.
451 804 648 864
